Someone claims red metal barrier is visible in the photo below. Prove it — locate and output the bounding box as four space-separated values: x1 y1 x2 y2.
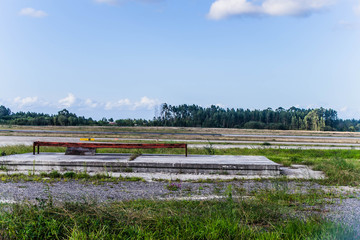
33 141 187 156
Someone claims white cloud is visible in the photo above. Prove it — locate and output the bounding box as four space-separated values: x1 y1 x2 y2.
58 93 76 108
7 94 160 113
105 99 131 110
19 8 48 18
13 96 38 107
105 97 160 110
208 0 334 20
84 99 98 108
133 96 160 110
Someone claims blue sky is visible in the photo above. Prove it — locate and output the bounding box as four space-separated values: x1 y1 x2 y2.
0 0 359 120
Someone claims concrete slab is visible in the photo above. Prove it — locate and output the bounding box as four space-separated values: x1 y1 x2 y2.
0 153 280 176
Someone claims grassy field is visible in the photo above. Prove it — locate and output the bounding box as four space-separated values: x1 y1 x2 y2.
1 134 360 239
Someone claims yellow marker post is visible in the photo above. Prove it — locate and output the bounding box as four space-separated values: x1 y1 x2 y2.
80 138 95 141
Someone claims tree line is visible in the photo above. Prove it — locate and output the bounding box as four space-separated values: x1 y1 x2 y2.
1 104 359 131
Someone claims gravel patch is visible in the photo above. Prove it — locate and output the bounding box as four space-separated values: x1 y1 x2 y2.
325 196 360 237
0 180 323 204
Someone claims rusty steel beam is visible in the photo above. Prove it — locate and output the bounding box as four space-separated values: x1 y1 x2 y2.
33 141 188 156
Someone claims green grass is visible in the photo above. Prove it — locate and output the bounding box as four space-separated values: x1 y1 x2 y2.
0 145 66 155
0 186 354 240
0 171 144 183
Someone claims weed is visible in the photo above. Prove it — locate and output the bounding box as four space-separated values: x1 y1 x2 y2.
123 168 133 173
0 165 8 171
49 170 61 178
166 181 182 191
77 172 90 179
63 171 76 178
203 141 215 155
129 151 142 161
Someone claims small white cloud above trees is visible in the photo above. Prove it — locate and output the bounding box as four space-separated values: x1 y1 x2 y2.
19 8 48 18
84 99 98 108
58 93 76 108
133 96 160 110
105 97 160 110
13 96 39 107
105 99 132 110
208 0 334 20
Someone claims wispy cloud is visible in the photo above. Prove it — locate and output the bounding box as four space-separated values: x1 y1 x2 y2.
13 96 39 107
105 96 160 110
336 20 358 30
133 96 160 110
355 1 360 15
58 93 76 108
208 0 334 20
6 94 160 113
84 99 98 108
19 8 48 18
105 99 132 110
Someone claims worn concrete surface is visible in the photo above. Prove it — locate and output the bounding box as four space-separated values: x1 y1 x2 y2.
0 153 280 176
0 153 325 180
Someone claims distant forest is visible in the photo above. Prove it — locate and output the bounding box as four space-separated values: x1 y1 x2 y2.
1 104 359 132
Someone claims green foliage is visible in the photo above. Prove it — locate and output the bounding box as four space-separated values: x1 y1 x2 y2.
49 170 61 178
309 158 360 186
0 105 11 117
1 103 359 131
63 171 76 178
203 142 216 155
303 109 326 131
155 104 344 131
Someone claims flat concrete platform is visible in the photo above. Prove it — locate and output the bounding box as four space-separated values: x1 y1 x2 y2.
0 153 280 176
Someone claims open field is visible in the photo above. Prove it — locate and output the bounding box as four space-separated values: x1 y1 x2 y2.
1 126 360 239
2 126 360 147
2 125 360 137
